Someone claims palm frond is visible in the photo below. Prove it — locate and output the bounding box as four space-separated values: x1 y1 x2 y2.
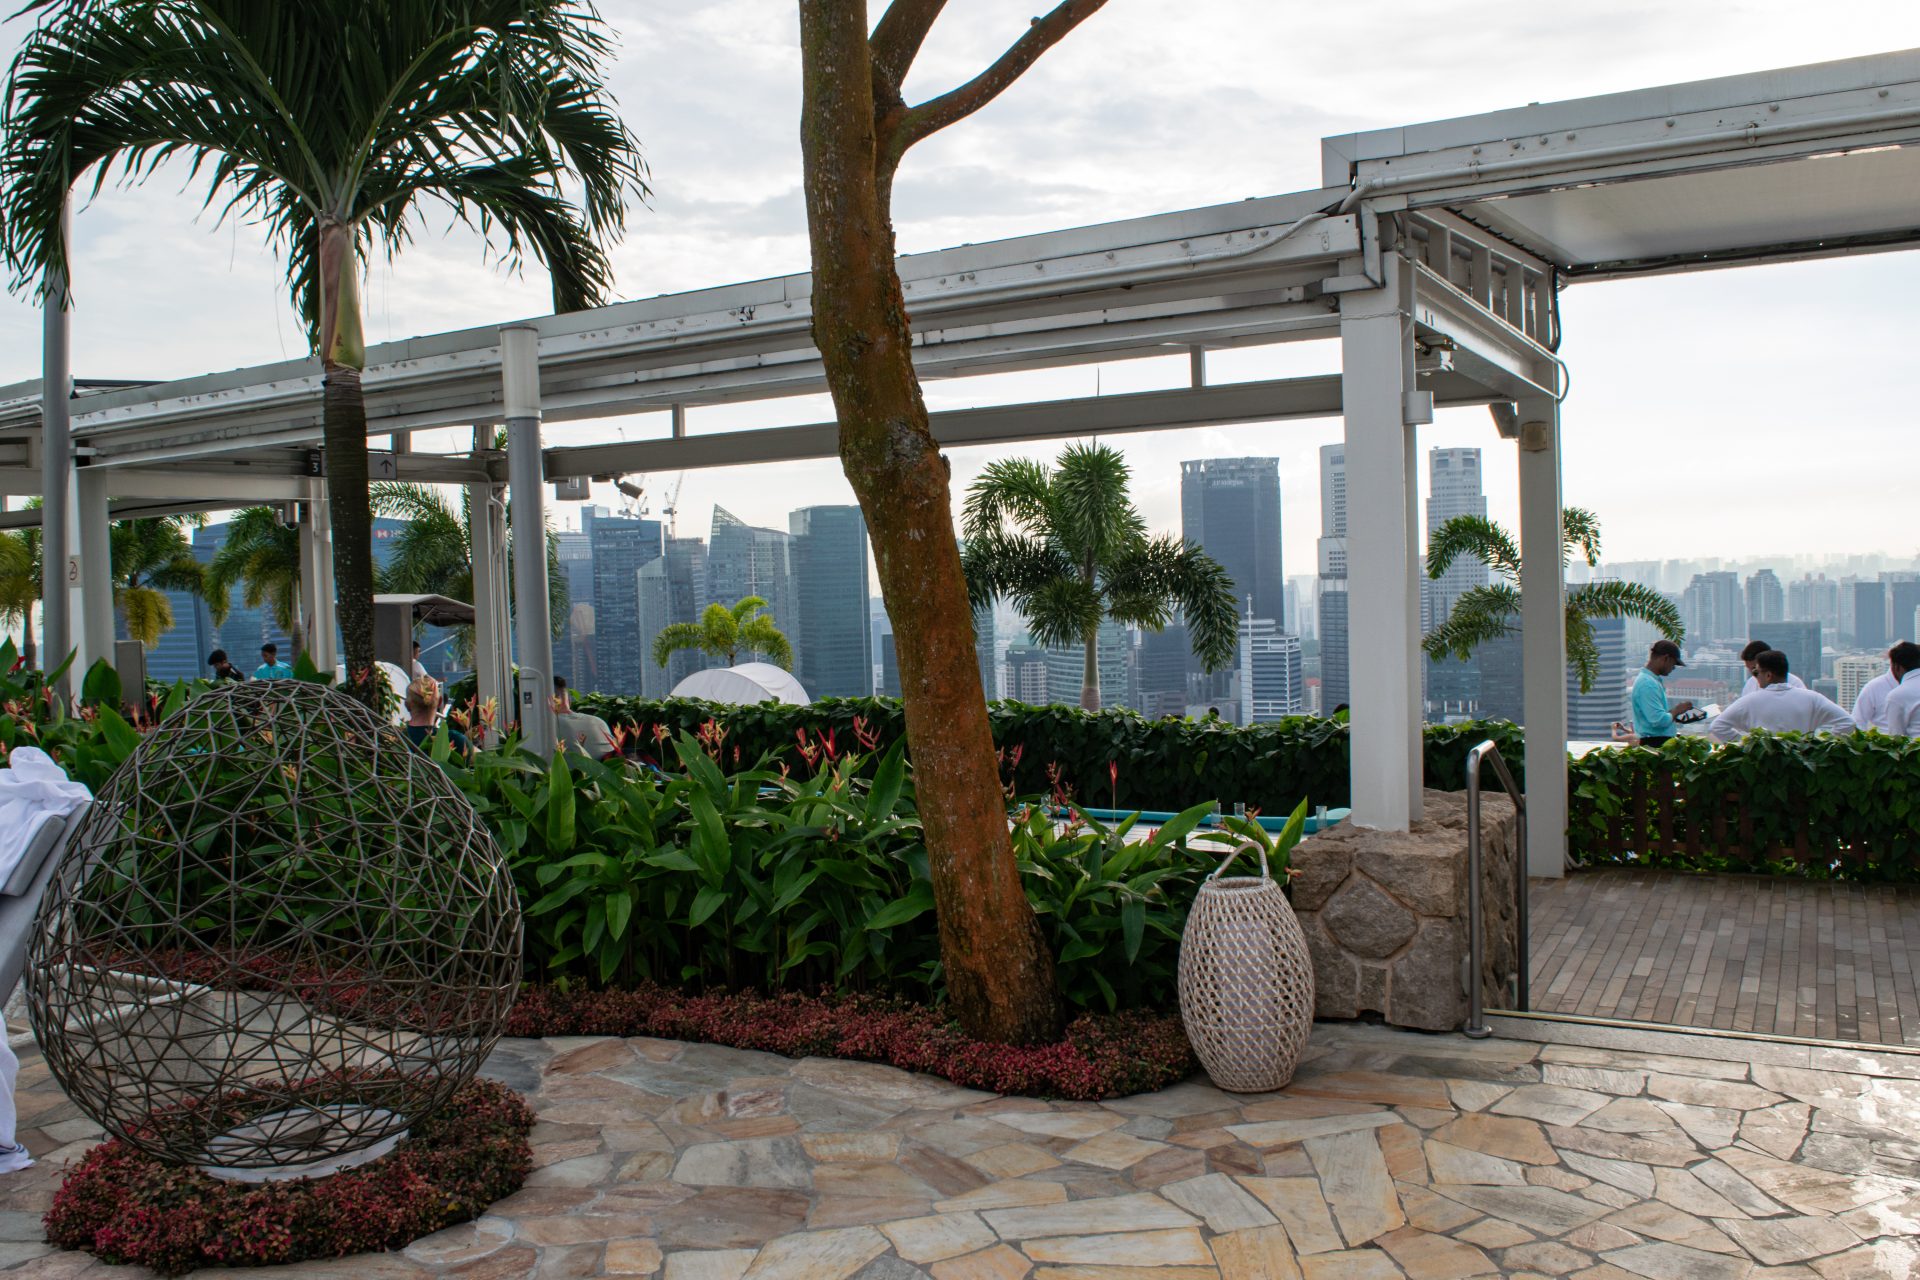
1427 515 1521 585
740 616 793 670
1052 442 1145 568
1421 584 1521 663
961 456 1056 544
1569 579 1684 642
651 621 706 668
728 595 771 624
1562 506 1602 568
1105 535 1239 672
116 584 173 648
1017 577 1104 651
959 530 1071 611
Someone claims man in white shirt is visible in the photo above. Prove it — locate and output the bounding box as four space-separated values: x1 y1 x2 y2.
1853 646 1903 731
553 676 620 760
1882 642 1920 738
1710 650 1855 743
1739 639 1805 695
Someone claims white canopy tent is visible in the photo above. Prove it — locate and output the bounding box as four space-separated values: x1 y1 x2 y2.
3 48 1915 879
670 663 811 707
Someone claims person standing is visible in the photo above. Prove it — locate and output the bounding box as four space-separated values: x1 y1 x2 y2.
205 649 246 682
410 640 429 682
1739 639 1806 695
1882 642 1920 738
1708 650 1855 742
1853 642 1906 731
1630 640 1692 747
253 643 294 680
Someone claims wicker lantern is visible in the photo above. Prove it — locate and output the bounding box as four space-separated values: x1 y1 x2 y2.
27 681 520 1178
1177 839 1315 1093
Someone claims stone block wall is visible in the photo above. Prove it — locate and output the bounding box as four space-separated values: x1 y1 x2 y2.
1288 788 1518 1031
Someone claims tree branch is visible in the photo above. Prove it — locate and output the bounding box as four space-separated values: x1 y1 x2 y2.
884 0 1108 167
869 0 948 104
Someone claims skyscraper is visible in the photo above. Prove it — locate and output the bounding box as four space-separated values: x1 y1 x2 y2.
1316 443 1349 714
1745 569 1785 626
1765 620 1822 685
1136 623 1192 717
1006 645 1049 704
974 603 998 699
1682 571 1746 645
1180 457 1284 627
1425 447 1488 719
1566 615 1629 738
1239 618 1304 722
1044 621 1134 712
1852 580 1889 649
1886 576 1920 645
585 507 664 694
554 529 593 689
707 506 793 641
788 505 871 698
1835 655 1884 710
1787 573 1841 637
637 536 708 698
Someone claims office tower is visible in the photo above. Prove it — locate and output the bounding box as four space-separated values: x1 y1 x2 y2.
1285 580 1307 642
1044 621 1134 712
1136 624 1193 717
1835 655 1884 710
974 603 998 699
553 529 593 689
637 536 708 698
1316 443 1349 714
788 505 872 698
869 597 888 694
1476 627 1524 723
879 633 900 697
1852 580 1889 649
1239 618 1304 723
1566 615 1629 738
1425 447 1487 720
1682 571 1746 645
1007 645 1049 704
585 507 664 695
1787 573 1842 637
1763 620 1822 685
1181 457 1285 627
1745 569 1785 626
1886 575 1920 645
707 506 793 641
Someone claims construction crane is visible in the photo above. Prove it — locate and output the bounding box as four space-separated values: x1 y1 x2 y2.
662 473 686 535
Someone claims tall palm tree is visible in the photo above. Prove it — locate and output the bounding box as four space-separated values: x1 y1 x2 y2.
205 506 303 655
1424 508 1684 692
0 525 41 668
961 442 1237 711
652 597 792 673
372 481 565 662
0 0 646 701
111 515 206 648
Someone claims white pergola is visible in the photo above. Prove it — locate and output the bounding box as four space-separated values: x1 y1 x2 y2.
4 48 1916 876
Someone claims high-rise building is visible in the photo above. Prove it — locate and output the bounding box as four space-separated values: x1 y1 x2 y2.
1835 655 1884 711
637 536 708 698
554 529 594 689
1239 618 1304 723
1476 627 1524 724
585 507 665 695
1885 576 1920 645
1006 645 1049 704
1567 615 1629 738
879 632 900 697
1181 457 1285 627
1787 573 1842 638
788 505 871 698
1316 444 1349 714
1044 621 1134 712
1425 447 1488 721
1136 624 1192 718
707 506 793 641
1745 569 1785 627
974 603 998 699
1852 580 1889 649
1682 571 1746 645
1761 620 1822 685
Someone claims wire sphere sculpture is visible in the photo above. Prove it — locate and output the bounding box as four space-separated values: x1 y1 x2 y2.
26 680 521 1175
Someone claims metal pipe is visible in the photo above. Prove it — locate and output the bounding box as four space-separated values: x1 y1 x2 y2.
40 200 72 691
502 324 556 757
1463 738 1529 1037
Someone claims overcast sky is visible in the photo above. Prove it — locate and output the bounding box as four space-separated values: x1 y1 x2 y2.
1 2 1916 575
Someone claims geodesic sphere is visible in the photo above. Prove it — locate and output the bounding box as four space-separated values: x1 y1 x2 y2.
26 680 521 1172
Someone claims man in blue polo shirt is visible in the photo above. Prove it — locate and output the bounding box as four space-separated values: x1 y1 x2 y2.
1629 639 1693 747
253 643 294 680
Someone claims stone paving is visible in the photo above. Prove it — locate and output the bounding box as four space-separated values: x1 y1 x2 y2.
2 1020 1919 1278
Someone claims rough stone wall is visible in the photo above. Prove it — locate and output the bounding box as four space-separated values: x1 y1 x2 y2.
1289 789 1518 1031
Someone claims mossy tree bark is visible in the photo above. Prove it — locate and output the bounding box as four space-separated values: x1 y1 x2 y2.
796 0 1108 1044
317 218 377 704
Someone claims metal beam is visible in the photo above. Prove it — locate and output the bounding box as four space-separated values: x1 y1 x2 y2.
1409 262 1561 402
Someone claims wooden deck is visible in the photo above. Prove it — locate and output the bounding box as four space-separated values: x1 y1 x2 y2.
1523 867 1920 1047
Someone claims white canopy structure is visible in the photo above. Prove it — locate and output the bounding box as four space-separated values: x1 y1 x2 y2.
5 48 1917 879
670 663 811 707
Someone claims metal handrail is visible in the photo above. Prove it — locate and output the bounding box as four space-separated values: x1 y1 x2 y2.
1464 739 1528 1039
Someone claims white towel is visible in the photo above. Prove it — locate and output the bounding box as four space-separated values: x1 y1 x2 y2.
0 747 92 886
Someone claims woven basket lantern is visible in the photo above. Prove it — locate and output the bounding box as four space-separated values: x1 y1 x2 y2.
1177 839 1315 1093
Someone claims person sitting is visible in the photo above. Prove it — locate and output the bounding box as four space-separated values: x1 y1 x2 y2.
1853 641 1907 731
1739 639 1805 695
1709 650 1854 743
1882 641 1920 738
553 676 619 761
403 677 471 758
253 643 294 680
205 649 246 682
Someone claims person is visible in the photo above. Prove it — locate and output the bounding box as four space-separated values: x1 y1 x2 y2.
403 677 471 757
1853 642 1906 731
1739 639 1805 695
553 676 619 761
253 643 294 680
205 649 246 682
1882 641 1920 738
1708 650 1854 743
410 641 428 682
1630 640 1691 747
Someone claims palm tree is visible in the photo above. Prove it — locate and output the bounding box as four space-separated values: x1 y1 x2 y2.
205 506 303 655
652 597 793 673
0 0 646 701
1424 508 1684 692
0 525 42 668
372 482 565 661
960 442 1237 711
111 516 206 648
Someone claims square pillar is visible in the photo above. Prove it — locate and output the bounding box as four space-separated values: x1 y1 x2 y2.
303 479 339 676
468 422 511 743
71 467 115 680
1339 253 1423 830
1517 395 1568 878
502 325 556 757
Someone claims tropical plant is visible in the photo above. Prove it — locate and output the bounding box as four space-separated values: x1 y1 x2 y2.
961 443 1238 712
650 596 793 673
204 506 302 655
371 482 565 660
0 0 646 701
110 516 206 648
0 524 42 668
1423 508 1684 692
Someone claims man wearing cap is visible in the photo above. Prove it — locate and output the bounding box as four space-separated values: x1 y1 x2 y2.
1709 650 1855 743
1630 640 1691 748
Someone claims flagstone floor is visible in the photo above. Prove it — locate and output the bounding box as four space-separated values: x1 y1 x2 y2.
3 1019 1919 1279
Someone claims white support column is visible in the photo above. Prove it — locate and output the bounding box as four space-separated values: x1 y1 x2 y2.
40 200 72 689
1339 253 1423 829
1517 394 1568 878
306 478 339 675
72 467 114 678
502 325 556 756
468 424 511 743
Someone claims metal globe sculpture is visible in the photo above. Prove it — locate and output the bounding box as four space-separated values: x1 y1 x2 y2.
26 680 521 1176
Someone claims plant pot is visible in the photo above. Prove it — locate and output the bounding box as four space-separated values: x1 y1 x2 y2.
1177 866 1315 1093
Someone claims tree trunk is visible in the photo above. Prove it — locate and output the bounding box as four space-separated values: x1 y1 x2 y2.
798 0 1058 1045
317 219 376 704
1081 626 1101 711
22 601 34 671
